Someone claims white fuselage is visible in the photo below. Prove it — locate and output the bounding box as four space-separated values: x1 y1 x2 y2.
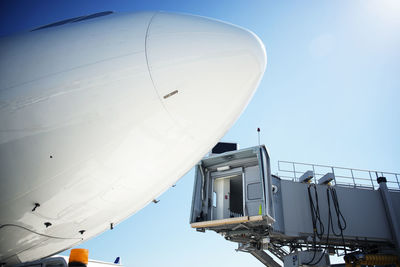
0 11 266 265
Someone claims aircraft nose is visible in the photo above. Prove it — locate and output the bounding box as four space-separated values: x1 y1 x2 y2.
146 12 266 139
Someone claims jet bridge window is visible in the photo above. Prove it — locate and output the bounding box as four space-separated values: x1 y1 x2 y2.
212 192 217 207
247 182 262 200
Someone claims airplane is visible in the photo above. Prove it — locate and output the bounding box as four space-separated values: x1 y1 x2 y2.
0 10 266 266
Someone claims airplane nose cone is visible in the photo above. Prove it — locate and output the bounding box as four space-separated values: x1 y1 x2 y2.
146 12 266 139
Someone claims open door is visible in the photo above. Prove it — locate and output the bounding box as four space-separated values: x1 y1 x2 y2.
229 174 244 217
212 174 244 220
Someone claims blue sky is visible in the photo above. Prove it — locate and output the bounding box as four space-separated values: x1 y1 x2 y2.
1 0 399 266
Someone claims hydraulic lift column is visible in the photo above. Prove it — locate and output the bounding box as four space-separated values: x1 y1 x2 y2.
377 176 400 256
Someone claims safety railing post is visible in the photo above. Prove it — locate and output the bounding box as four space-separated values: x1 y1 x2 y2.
293 162 296 181
312 165 317 183
368 171 375 189
350 169 356 187
331 167 337 185
276 160 399 190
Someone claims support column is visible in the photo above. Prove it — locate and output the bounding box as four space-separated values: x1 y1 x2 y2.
250 250 281 267
377 176 400 256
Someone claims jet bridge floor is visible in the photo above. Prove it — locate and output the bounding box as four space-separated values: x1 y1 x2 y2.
191 214 274 230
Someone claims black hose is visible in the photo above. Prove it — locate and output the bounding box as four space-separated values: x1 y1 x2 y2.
305 185 348 265
308 184 325 238
312 187 333 265
304 184 325 265
330 187 347 255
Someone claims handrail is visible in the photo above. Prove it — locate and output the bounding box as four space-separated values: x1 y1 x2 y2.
277 160 400 190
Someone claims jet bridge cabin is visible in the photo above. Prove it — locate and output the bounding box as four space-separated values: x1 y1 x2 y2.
190 145 275 231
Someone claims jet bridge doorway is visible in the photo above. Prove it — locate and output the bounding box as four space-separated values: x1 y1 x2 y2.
212 173 244 220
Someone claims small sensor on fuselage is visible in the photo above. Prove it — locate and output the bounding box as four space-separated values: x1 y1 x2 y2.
163 90 178 99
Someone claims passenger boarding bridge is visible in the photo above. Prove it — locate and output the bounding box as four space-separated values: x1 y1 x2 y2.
190 143 400 267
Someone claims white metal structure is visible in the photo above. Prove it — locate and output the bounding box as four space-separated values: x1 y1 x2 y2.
0 11 266 265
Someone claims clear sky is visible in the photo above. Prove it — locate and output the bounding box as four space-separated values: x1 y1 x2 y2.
1 0 399 266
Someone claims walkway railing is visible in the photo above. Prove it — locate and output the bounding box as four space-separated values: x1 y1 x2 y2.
277 160 400 190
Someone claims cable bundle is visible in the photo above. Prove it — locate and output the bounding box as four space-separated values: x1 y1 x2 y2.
305 184 347 265
326 186 347 254
305 184 325 264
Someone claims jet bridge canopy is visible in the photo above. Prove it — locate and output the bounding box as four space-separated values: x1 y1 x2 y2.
190 145 275 231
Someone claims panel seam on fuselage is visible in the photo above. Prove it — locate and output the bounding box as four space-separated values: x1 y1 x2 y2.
144 12 193 136
0 223 83 239
144 12 175 118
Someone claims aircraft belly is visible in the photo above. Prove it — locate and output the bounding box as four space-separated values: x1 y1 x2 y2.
0 52 176 263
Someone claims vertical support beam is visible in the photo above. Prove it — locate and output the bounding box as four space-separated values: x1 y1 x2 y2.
377 176 400 255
